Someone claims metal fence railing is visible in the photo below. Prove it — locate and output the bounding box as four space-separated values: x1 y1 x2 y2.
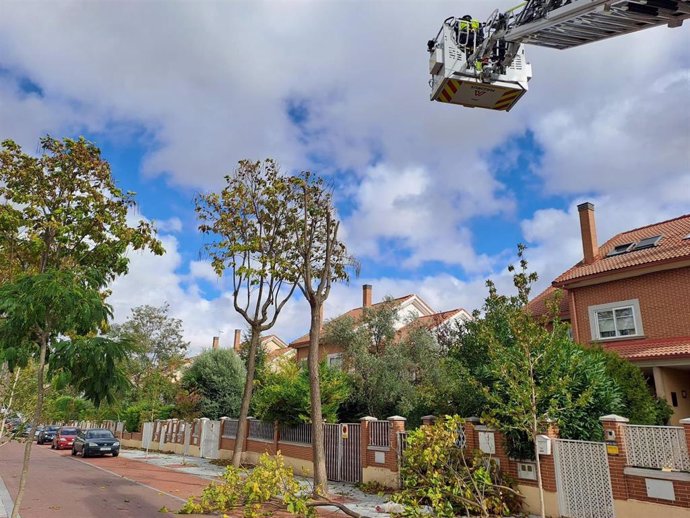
369 420 390 448
623 424 690 471
248 420 274 441
222 418 239 439
279 423 312 444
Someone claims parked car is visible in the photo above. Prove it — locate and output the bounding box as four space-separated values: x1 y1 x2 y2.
37 425 60 444
52 427 79 450
29 425 44 439
72 429 120 458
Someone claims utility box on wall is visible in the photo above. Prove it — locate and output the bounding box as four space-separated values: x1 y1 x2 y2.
536 435 551 455
478 431 496 454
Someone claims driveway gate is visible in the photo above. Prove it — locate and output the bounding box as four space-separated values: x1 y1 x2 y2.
324 423 361 483
553 439 615 518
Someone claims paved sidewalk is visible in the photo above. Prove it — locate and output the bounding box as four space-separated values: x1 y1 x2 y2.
120 448 393 517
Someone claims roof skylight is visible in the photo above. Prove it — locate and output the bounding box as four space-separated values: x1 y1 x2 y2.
632 235 662 251
607 243 635 257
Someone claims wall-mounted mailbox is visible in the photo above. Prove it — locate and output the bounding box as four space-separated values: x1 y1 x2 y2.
536 435 551 455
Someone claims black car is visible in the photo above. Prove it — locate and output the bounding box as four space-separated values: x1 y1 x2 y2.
37 425 60 445
72 429 120 458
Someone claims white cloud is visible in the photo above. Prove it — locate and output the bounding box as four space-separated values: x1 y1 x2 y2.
189 260 218 283
155 217 183 233
2 1 689 348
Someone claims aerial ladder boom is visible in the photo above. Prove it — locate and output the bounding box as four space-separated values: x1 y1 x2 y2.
428 0 690 111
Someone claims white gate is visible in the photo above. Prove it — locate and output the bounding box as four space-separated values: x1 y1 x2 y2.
200 419 221 459
553 439 615 518
142 422 153 450
324 423 361 483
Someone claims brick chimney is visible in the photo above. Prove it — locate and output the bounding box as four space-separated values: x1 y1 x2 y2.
363 284 372 308
578 202 599 265
212 336 219 350
233 329 242 353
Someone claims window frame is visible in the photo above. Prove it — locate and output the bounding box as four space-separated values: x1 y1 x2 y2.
588 299 644 341
327 352 343 369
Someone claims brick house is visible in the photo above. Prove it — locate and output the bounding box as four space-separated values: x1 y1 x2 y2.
528 203 690 424
289 284 471 365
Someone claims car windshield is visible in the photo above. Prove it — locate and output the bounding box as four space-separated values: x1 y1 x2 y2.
47 426 60 431
60 429 78 435
87 430 114 439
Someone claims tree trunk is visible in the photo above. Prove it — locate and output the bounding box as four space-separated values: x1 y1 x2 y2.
0 367 21 443
232 326 260 468
308 302 328 497
533 435 546 518
11 337 47 518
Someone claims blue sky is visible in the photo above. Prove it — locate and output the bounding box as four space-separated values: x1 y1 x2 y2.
1 1 689 353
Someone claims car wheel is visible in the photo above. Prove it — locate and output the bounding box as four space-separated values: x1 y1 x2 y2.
112 451 119 457
71 447 77 456
37 438 42 445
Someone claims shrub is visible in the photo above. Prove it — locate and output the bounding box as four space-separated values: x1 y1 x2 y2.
179 452 314 517
181 348 246 420
252 359 349 425
393 416 522 517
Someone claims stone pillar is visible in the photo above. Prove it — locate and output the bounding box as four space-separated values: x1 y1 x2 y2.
600 414 630 501
464 417 480 452
219 417 228 450
388 416 407 473
360 416 376 469
421 415 436 426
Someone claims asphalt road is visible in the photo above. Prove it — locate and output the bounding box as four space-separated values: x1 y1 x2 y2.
0 441 207 518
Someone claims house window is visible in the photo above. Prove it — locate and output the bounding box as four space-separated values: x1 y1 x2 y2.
327 353 343 369
588 299 643 340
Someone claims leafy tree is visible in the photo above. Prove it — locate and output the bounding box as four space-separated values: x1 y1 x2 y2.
0 136 162 518
181 348 246 420
288 171 354 494
109 303 189 386
49 336 134 407
252 359 350 426
473 246 620 518
590 346 673 425
195 159 299 467
45 395 94 423
327 302 442 424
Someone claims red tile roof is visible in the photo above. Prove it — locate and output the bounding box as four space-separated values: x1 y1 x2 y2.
526 286 570 319
394 308 469 342
603 336 690 361
554 214 690 285
289 294 415 348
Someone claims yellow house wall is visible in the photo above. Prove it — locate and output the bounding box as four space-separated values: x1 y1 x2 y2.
517 485 559 518
657 367 690 424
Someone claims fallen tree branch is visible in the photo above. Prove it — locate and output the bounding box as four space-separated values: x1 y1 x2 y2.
307 500 372 518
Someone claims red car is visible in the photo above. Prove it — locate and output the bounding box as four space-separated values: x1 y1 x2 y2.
52 427 79 450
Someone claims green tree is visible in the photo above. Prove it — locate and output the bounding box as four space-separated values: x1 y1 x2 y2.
109 303 189 388
590 345 673 425
327 302 443 424
475 247 620 518
181 348 246 420
0 136 162 518
195 159 299 467
288 171 354 494
252 359 350 426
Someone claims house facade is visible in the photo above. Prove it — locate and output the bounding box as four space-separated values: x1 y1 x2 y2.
528 203 690 424
289 284 471 365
